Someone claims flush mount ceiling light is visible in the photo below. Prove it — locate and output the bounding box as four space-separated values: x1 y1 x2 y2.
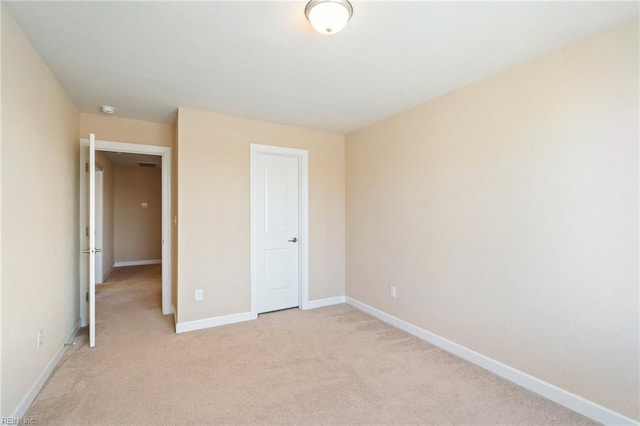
305 0 353 35
100 105 116 114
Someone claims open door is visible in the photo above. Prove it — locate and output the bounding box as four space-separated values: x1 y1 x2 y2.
83 133 98 347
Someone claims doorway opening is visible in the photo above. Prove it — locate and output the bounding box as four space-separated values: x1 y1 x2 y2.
79 138 172 344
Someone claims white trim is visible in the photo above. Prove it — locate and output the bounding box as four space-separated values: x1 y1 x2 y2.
345 297 638 426
303 295 345 310
175 312 252 334
250 144 309 318
93 139 169 156
80 138 173 321
12 320 80 419
113 259 162 267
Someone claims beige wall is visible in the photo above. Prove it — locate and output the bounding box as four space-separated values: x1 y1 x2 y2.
95 152 115 277
0 8 4 416
114 166 162 263
80 113 174 147
1 9 80 416
176 108 345 323
346 19 639 420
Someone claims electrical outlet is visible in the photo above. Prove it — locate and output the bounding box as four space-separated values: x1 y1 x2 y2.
195 289 203 301
37 329 43 347
390 286 397 299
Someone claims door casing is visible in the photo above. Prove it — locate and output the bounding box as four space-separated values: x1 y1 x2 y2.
250 144 309 319
79 138 173 328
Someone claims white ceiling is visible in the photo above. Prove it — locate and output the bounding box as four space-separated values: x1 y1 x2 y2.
5 1 638 134
102 152 161 169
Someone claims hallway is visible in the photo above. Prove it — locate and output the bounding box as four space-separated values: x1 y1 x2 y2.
95 264 170 344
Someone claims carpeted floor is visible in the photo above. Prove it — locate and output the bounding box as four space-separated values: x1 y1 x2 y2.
26 265 596 425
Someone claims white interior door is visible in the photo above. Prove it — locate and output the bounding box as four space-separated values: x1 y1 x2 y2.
255 153 299 313
87 134 97 347
95 170 103 284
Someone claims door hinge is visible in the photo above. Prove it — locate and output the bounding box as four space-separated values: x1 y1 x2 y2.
85 162 89 173
86 226 89 237
86 292 89 302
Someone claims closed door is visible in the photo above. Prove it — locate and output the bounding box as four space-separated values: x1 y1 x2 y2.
254 152 300 313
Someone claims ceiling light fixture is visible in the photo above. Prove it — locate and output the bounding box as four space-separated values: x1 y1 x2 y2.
100 105 116 115
305 0 353 35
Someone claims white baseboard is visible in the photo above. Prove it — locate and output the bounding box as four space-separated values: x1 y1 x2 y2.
175 311 252 334
345 297 637 426
113 259 161 267
12 319 81 419
303 295 345 310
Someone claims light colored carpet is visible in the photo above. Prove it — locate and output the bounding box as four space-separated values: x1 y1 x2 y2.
27 265 597 425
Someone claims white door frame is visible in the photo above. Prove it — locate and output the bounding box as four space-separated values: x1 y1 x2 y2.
250 144 309 319
80 138 173 325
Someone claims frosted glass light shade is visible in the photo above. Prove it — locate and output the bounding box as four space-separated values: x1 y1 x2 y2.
305 0 353 35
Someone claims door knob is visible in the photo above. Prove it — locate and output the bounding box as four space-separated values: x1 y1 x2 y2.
288 237 298 243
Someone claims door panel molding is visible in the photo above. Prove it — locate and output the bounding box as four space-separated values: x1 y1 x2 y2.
250 144 309 319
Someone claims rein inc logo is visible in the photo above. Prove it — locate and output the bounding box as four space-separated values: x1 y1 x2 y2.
2 418 35 425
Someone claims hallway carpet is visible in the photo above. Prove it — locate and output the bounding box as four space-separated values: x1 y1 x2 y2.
26 265 596 425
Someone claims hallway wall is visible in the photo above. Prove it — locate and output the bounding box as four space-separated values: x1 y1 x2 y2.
95 152 115 279
114 166 162 263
